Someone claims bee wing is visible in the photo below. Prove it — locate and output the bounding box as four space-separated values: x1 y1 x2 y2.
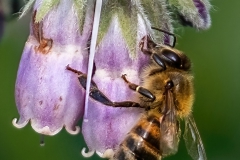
160 90 181 156
183 114 207 160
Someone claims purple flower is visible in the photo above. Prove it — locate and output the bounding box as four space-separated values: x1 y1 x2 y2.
81 16 149 157
80 1 175 158
13 0 212 158
13 0 94 135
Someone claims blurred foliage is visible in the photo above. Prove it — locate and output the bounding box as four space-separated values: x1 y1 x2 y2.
0 1 240 160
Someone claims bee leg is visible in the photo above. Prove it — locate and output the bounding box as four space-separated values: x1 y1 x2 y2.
66 65 112 105
66 65 98 89
112 101 144 108
121 74 156 102
66 65 143 108
139 36 166 70
89 85 143 108
139 35 157 54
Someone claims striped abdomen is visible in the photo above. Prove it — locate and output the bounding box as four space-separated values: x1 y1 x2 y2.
113 115 162 160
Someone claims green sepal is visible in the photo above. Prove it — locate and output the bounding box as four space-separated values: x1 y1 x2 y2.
73 0 87 34
20 0 36 18
140 0 173 42
35 0 60 22
98 0 138 58
167 0 211 29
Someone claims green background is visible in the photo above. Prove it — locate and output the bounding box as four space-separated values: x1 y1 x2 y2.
0 1 239 160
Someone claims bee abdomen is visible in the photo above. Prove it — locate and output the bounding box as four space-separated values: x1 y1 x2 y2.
113 115 162 160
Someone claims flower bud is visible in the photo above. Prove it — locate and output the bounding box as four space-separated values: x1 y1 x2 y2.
167 0 211 29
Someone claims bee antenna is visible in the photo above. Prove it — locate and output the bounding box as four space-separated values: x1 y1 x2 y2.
151 27 176 48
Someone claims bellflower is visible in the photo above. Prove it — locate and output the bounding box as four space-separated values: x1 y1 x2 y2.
81 0 211 158
13 0 94 135
81 1 175 158
13 0 211 158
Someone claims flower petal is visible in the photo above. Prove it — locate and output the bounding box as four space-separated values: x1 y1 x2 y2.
14 0 94 135
82 15 150 153
14 41 88 135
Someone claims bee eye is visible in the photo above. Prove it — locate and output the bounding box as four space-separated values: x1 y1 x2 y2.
165 80 174 90
162 49 181 68
152 53 166 70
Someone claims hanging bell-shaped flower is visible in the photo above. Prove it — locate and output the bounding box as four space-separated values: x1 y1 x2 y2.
13 0 94 136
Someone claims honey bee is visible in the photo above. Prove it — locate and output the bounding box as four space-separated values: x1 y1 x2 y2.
66 28 206 160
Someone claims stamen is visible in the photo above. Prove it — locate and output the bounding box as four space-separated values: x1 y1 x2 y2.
40 134 45 146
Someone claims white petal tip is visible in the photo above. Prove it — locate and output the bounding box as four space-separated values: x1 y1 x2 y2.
12 118 28 128
96 149 114 158
31 125 62 136
81 148 95 157
66 126 80 135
